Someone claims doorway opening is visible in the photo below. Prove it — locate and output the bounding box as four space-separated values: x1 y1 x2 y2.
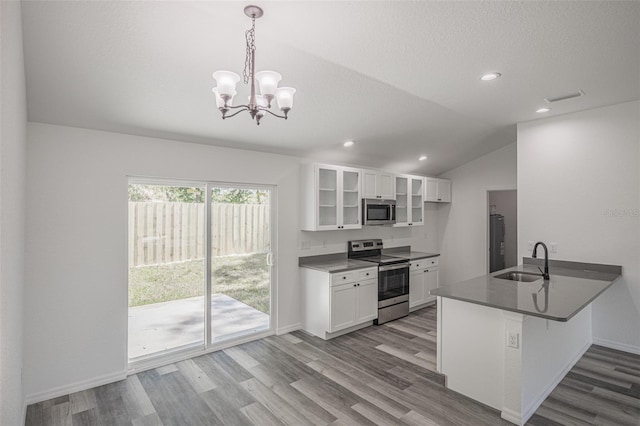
487 189 517 273
127 180 274 366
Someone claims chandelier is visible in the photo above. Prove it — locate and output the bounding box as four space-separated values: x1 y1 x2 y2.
212 5 296 126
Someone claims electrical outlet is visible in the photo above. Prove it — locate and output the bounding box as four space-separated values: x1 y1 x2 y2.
527 241 534 251
550 242 558 253
508 332 520 349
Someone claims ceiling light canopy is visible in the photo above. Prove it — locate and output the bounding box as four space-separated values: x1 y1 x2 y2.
480 72 502 81
343 140 355 147
419 155 428 161
212 5 296 125
536 107 551 113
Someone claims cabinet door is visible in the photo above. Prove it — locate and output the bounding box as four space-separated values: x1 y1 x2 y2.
424 177 439 202
409 269 425 308
362 170 378 199
356 279 378 323
378 172 395 199
394 176 409 226
424 268 439 302
410 177 424 225
330 283 357 332
317 166 339 229
341 168 362 229
437 179 451 202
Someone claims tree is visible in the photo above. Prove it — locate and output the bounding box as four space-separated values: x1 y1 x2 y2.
129 185 268 204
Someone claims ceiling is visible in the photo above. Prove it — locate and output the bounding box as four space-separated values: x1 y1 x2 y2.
20 1 640 176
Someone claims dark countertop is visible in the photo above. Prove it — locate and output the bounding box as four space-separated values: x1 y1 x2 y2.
298 246 440 273
430 258 622 322
298 253 377 273
382 249 440 261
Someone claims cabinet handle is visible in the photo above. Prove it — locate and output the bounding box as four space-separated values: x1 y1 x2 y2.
357 283 360 286
343 276 347 280
353 284 357 287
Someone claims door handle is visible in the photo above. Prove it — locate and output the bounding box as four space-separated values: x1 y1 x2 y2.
266 252 274 266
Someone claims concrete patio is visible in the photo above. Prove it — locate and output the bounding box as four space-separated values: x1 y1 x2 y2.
128 294 269 360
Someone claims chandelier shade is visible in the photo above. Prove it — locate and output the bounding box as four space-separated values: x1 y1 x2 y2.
212 6 295 125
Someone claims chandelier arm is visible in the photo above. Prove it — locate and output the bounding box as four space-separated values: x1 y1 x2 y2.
225 104 250 110
222 108 250 119
261 108 288 120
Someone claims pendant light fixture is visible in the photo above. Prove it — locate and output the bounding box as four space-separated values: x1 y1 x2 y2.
212 5 296 125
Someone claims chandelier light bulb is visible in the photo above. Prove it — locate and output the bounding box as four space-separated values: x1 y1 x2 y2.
212 71 240 97
275 87 296 111
255 71 282 97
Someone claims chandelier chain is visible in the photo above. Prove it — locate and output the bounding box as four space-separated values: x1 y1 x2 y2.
243 16 256 84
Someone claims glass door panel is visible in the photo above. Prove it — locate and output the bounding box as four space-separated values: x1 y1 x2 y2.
395 177 408 223
342 169 360 226
318 168 338 227
128 183 205 362
210 186 271 342
411 178 424 223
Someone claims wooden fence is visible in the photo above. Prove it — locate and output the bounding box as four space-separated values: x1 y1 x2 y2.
128 202 270 266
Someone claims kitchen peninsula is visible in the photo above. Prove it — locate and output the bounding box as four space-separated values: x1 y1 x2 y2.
431 258 621 425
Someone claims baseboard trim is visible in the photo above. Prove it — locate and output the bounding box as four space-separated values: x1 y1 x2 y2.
25 370 127 405
592 337 640 355
276 323 302 335
520 340 591 424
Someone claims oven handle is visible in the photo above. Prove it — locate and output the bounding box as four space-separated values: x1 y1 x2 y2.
379 263 409 272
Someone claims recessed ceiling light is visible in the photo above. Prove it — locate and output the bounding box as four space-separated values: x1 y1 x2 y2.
536 107 551 113
343 140 354 147
419 155 428 161
480 72 501 81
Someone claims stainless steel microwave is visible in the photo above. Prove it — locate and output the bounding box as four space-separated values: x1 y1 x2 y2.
362 198 396 226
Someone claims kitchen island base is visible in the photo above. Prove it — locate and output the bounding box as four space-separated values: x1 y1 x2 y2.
436 297 592 425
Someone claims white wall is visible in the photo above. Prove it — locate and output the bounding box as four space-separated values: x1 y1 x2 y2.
437 143 517 286
518 101 640 353
24 123 301 400
0 1 27 424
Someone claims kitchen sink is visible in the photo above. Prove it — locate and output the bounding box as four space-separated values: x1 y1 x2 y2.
494 271 544 282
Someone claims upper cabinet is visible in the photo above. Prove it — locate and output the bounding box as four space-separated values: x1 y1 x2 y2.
362 170 395 199
395 175 424 226
300 163 362 231
425 177 451 203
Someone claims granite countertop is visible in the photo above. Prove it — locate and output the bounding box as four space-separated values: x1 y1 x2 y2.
382 249 440 260
431 258 622 322
298 254 377 273
299 246 441 273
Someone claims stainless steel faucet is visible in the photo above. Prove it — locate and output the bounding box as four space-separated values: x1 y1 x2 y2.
532 241 550 280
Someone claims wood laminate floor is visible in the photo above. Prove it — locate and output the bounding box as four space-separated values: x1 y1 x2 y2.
26 305 640 426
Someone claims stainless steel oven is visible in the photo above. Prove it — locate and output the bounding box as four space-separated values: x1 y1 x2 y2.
348 239 410 325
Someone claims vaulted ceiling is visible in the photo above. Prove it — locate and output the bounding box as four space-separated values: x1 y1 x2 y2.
20 1 640 175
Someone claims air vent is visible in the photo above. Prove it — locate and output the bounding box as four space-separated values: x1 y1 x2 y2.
544 90 585 104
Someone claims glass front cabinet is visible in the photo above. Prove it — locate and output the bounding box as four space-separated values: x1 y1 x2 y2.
394 174 424 227
301 163 362 231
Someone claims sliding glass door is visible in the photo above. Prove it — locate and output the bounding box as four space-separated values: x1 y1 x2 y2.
209 186 272 342
128 180 273 364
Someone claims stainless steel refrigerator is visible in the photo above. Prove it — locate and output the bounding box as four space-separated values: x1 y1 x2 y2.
489 213 505 272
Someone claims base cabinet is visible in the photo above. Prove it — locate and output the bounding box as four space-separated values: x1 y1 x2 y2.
301 267 378 339
409 257 440 310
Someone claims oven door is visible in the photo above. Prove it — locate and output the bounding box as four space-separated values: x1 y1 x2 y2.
378 263 409 301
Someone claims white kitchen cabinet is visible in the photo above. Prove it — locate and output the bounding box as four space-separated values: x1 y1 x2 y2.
300 266 378 339
362 169 395 199
395 175 424 227
409 256 440 310
300 163 362 231
425 177 451 203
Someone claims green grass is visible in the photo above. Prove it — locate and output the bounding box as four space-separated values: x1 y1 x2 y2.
129 253 270 314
